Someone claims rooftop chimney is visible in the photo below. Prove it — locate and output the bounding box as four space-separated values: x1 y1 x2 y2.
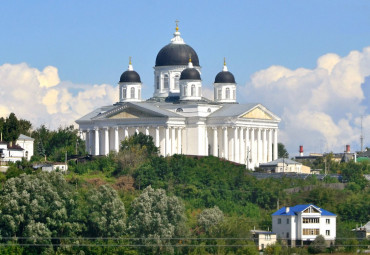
299 145 303 156
285 206 290 213
345 145 350 153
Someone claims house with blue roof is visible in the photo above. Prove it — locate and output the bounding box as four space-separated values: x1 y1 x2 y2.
272 204 336 246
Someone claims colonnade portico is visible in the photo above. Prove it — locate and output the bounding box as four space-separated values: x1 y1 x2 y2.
82 125 184 157
208 126 278 168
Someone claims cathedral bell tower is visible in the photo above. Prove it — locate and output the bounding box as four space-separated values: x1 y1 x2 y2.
118 57 142 102
213 58 237 103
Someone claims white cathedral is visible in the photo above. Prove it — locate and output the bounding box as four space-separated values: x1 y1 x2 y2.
76 24 280 169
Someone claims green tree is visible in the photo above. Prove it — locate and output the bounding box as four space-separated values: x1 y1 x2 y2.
0 172 80 252
278 143 289 158
197 206 224 233
128 186 186 254
308 235 326 254
85 185 126 237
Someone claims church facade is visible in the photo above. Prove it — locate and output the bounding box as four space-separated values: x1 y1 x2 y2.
76 24 280 169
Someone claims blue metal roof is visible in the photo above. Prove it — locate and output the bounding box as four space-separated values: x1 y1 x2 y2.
272 204 336 216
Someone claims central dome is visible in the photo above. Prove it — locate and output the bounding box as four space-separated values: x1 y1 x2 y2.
155 43 200 67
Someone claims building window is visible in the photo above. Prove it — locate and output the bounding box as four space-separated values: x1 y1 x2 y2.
130 87 135 98
164 74 169 89
226 88 230 99
278 218 281 224
265 235 271 240
287 218 289 224
286 232 289 238
217 89 222 100
122 88 127 98
233 89 236 99
174 75 180 89
184 85 187 96
303 229 320 235
326 219 330 224
191 85 195 96
138 89 141 99
198 87 201 97
303 218 320 224
326 230 330 236
156 76 160 89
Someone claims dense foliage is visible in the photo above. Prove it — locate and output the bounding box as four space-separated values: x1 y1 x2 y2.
0 125 369 254
0 113 32 142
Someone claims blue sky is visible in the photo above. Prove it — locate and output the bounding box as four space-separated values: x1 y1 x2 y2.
1 1 370 154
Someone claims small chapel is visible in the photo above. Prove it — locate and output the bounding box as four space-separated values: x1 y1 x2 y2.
76 23 280 169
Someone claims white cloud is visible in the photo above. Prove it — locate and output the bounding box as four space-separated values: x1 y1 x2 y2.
241 47 370 155
0 63 117 129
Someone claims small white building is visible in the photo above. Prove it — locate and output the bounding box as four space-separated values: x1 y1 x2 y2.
16 134 34 161
272 204 336 246
33 162 68 172
251 229 277 250
259 158 311 174
0 141 25 164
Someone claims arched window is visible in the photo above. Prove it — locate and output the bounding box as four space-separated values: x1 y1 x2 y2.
233 89 236 100
184 85 187 96
217 89 222 100
122 88 127 98
131 87 135 98
164 74 169 89
191 85 195 96
156 76 160 89
198 87 201 97
226 88 230 99
174 75 180 89
138 89 141 99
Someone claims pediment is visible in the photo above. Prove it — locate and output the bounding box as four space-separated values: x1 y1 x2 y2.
240 107 273 120
108 107 161 119
303 205 321 214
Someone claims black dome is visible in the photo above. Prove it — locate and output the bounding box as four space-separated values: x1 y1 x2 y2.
156 43 200 66
214 71 236 83
119 70 141 83
180 68 201 80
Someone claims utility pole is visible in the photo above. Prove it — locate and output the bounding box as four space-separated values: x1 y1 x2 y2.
360 116 364 152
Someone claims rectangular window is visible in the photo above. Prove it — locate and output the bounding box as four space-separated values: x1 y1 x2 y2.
303 218 320 223
303 229 320 235
326 230 330 236
287 218 289 224
265 234 271 240
217 89 222 100
326 219 330 224
286 232 290 238
278 218 281 224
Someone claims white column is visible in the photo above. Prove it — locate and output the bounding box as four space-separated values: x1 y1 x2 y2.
104 128 109 155
114 127 119 153
250 128 255 165
135 127 139 134
205 127 209 156
94 128 100 156
165 126 170 156
155 127 160 148
234 127 239 163
171 127 176 155
145 127 150 136
268 129 272 161
262 128 267 163
273 128 278 160
257 128 262 164
239 127 244 164
213 127 218 157
85 129 90 153
223 127 228 160
177 128 182 154
245 128 250 167
124 127 129 139
89 130 93 154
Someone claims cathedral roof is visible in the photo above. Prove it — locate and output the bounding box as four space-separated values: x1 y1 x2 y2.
180 68 201 80
214 71 236 83
155 25 199 67
119 70 141 83
156 43 199 67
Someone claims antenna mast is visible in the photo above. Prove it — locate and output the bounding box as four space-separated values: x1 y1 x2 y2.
360 116 364 152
